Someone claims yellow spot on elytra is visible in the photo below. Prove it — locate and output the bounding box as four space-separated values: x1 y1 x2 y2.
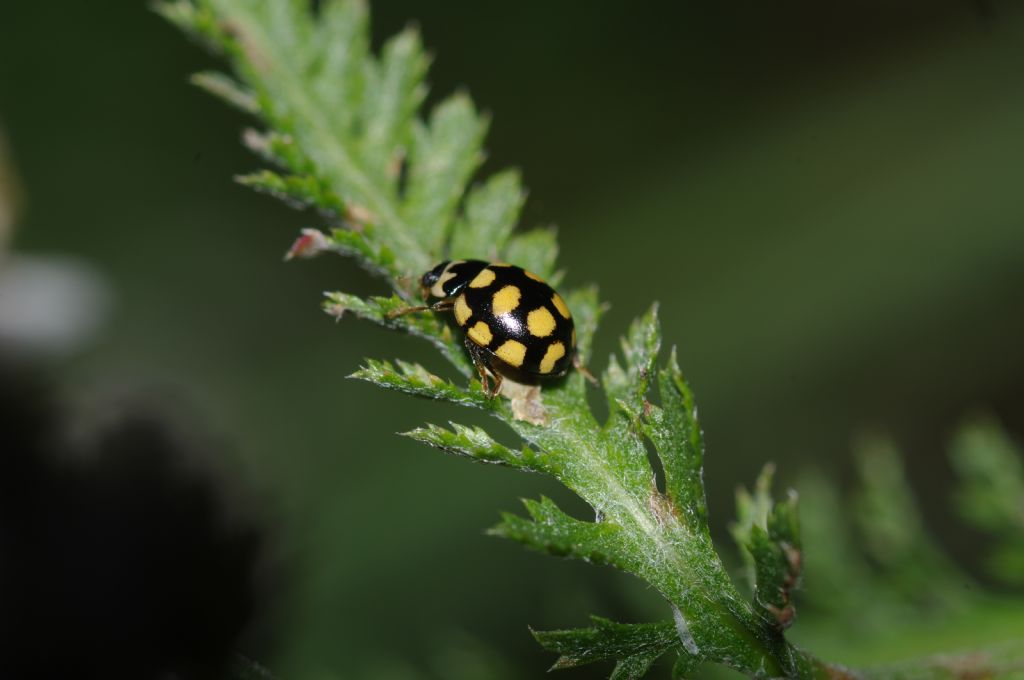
539 341 566 373
495 339 527 367
571 327 576 348
526 307 557 338
468 321 493 346
469 268 496 288
491 285 521 316
524 270 544 282
551 293 571 319
454 294 472 326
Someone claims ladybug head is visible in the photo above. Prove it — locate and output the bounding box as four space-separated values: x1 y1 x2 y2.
421 261 451 299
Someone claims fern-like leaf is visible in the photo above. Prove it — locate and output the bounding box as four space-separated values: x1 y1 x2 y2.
162 2 1023 678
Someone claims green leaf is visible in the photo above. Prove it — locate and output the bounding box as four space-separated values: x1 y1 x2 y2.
949 416 1024 534
350 358 490 409
155 1 225 51
166 1 808 676
322 292 472 375
501 227 560 282
190 70 259 113
402 94 489 257
791 471 875 618
949 416 1024 584
853 436 926 565
604 303 660 422
449 169 526 260
403 422 551 473
610 652 662 680
324 229 398 278
853 435 972 607
641 348 707 527
532 616 680 674
358 28 430 190
236 169 346 214
672 651 701 679
490 497 626 567
167 3 1020 678
314 0 370 137
564 285 602 364
241 128 311 172
731 465 802 628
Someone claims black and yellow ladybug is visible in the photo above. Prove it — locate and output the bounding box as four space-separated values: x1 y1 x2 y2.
390 260 589 396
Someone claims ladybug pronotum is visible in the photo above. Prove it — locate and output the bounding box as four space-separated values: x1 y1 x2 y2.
389 260 590 397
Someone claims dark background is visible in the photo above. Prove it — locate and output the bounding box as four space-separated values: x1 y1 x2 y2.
2 1 1023 678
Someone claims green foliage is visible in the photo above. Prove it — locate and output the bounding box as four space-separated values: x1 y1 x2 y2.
731 465 802 629
532 617 680 675
950 417 1024 585
448 170 525 262
792 431 1024 666
850 435 971 609
490 495 626 568
404 423 550 473
641 347 707 526
236 169 346 214
162 1 1024 677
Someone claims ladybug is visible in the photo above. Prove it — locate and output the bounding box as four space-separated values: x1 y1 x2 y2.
389 260 590 396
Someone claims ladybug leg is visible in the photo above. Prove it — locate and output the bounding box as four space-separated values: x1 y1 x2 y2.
464 335 501 398
387 299 454 319
489 370 504 398
573 353 599 386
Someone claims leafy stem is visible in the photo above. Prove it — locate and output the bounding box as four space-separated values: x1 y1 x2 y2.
160 1 1024 678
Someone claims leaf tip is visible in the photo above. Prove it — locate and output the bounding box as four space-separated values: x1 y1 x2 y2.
284 228 331 261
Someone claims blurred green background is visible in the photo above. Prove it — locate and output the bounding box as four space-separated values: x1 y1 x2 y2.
2 1 1023 678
